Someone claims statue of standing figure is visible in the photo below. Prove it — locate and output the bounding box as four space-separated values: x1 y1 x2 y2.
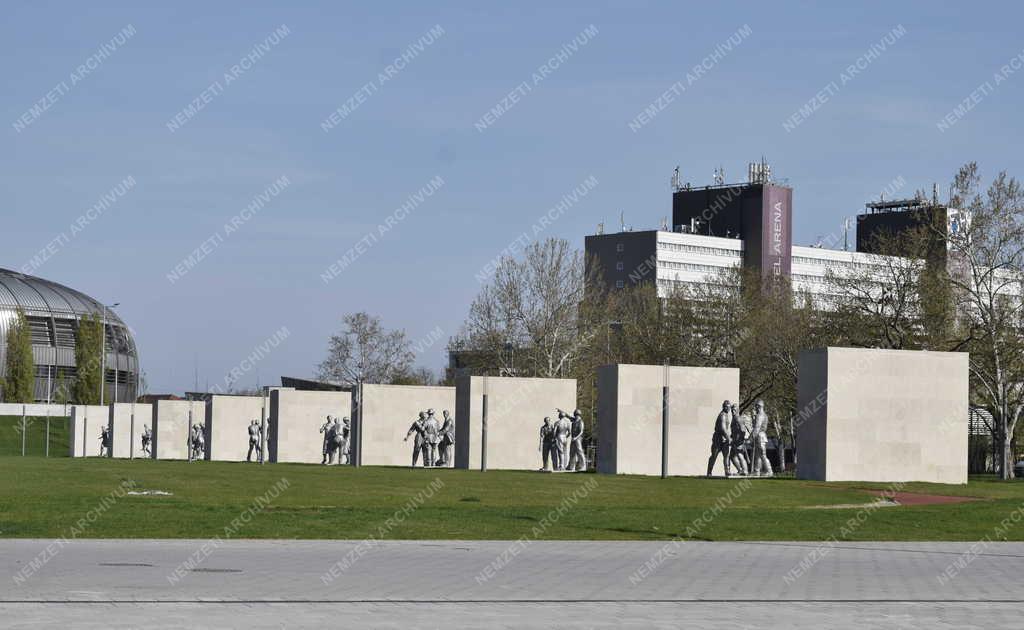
190 424 205 461
247 420 261 462
423 409 440 467
334 417 351 465
751 399 773 477
706 400 732 477
99 426 111 457
728 403 749 476
538 417 555 471
141 425 151 456
319 415 334 465
404 412 427 467
567 409 587 472
553 409 572 471
436 410 455 467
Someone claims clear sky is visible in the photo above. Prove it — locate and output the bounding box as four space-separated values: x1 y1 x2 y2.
3 1 1021 394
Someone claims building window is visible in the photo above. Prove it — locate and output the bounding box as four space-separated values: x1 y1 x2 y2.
616 243 624 252
615 262 624 271
615 280 624 289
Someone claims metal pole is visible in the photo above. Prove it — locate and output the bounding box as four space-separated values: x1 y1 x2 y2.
83 412 88 457
21 404 27 456
480 394 488 472
100 306 106 406
45 416 50 458
260 402 267 465
661 362 669 479
129 402 135 460
187 407 193 462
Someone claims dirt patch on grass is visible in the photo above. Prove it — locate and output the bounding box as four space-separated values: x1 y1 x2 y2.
867 490 983 506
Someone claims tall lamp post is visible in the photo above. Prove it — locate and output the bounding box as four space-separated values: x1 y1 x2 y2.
99 302 120 406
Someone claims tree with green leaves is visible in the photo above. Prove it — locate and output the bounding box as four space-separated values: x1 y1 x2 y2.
73 313 103 405
3 308 36 403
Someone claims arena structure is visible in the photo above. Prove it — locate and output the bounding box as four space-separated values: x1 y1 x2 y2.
0 268 137 403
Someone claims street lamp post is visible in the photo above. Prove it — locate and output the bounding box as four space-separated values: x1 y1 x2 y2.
99 302 119 406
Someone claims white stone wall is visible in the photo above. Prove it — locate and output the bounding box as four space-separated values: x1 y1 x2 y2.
454 376 576 471
359 383 455 467
109 403 152 458
0 403 73 417
207 395 267 462
69 405 109 457
152 400 205 460
596 364 740 477
796 347 969 484
270 389 351 464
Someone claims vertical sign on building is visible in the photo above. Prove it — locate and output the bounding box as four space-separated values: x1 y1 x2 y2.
762 185 792 292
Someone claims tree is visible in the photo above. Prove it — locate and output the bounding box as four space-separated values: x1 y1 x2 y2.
3 309 35 402
389 366 436 386
945 163 1024 479
317 312 415 387
451 238 596 378
73 313 103 405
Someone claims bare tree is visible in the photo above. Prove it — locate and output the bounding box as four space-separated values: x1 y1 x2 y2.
317 312 415 387
946 163 1024 479
452 238 594 378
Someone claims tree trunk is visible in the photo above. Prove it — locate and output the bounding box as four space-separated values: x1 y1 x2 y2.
1003 433 1014 480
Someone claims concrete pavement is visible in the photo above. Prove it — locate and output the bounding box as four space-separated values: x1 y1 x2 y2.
3 539 1023 628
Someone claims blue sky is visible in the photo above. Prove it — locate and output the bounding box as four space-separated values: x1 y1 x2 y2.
2 1 1021 393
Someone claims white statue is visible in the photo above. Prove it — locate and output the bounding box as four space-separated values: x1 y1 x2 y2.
423 409 440 467
436 410 455 467
403 412 427 467
553 409 572 471
247 420 261 462
141 425 151 456
706 400 732 477
538 417 555 471
751 399 773 477
190 424 205 461
99 426 111 457
567 409 587 472
728 404 748 476
319 415 334 465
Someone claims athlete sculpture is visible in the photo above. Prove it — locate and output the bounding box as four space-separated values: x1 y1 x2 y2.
190 424 205 461
423 409 440 467
319 415 334 465
553 409 572 471
538 417 555 471
403 412 427 467
247 419 261 462
141 425 151 456
728 404 749 476
567 409 587 472
436 410 455 467
99 426 111 457
706 400 732 477
751 399 773 477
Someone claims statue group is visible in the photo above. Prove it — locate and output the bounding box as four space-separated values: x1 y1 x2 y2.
320 416 351 465
707 399 773 477
539 408 587 472
404 409 454 467
189 423 206 461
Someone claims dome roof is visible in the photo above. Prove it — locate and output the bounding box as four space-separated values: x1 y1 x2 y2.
0 267 126 325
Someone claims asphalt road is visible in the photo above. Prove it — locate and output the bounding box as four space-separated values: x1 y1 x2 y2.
3 539 1022 628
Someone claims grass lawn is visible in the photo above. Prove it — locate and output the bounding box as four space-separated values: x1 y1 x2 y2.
1 457 1022 541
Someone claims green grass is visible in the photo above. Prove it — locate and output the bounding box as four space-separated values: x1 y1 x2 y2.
0 416 69 457
0 457 1022 540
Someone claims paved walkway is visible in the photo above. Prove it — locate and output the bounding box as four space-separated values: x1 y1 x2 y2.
3 540 1022 628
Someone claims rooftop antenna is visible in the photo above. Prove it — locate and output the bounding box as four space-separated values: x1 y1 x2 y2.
596 222 604 235
671 166 683 192
842 217 851 251
713 166 725 186
619 211 625 232
932 183 939 205
660 216 668 231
